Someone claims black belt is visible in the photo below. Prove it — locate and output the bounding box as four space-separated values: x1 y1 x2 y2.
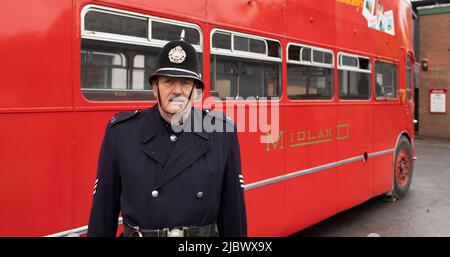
122 222 218 237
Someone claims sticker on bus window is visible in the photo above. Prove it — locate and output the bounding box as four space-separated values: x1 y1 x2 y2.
377 12 387 32
384 10 395 36
339 0 396 36
367 15 377 29
362 0 375 20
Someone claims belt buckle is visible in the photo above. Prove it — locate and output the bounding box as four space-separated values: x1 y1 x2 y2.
128 224 143 237
167 228 184 237
131 230 143 237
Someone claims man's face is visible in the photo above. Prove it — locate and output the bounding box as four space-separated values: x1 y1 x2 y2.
153 76 195 114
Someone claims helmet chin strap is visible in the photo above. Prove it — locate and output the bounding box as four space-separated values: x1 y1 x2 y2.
156 79 195 116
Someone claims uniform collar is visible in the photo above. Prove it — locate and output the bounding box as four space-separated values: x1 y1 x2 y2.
140 104 209 144
140 105 166 144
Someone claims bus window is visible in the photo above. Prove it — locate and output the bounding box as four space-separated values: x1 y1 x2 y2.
338 53 371 100
81 5 202 101
151 20 200 46
81 50 127 90
210 29 281 100
406 53 413 100
84 10 148 39
287 44 334 100
234 36 267 55
211 32 231 50
375 61 398 99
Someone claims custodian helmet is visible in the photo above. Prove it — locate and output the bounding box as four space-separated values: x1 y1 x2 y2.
148 38 204 90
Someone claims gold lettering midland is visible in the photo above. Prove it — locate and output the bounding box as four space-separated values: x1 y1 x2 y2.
337 124 350 140
265 124 350 152
265 130 285 152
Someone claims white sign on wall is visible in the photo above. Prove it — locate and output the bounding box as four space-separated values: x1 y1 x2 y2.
430 89 447 114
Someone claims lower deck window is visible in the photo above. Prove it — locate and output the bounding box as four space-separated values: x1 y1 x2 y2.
81 39 202 101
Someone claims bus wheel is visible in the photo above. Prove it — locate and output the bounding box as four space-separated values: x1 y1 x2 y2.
385 136 413 201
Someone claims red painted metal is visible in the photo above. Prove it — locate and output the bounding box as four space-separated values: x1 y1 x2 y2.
0 0 415 236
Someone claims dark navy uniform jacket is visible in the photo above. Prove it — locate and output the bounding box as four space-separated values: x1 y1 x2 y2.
87 104 247 237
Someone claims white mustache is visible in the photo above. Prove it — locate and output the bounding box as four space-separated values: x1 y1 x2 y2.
169 96 189 104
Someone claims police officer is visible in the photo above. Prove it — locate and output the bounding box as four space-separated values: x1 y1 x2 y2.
87 33 247 237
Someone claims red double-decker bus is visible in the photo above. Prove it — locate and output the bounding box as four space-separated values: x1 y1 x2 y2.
0 0 415 236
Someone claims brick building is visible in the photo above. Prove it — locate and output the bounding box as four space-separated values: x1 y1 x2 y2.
416 4 450 138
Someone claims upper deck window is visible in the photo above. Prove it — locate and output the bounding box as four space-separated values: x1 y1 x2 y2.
81 5 202 101
210 29 281 100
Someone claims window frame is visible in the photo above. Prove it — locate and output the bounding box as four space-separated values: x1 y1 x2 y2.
210 29 282 63
287 43 334 68
81 4 203 52
80 4 203 102
406 52 414 101
210 28 282 101
337 52 372 101
286 42 335 101
374 59 399 101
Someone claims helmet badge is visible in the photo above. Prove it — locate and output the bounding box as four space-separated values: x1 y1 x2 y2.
168 46 186 64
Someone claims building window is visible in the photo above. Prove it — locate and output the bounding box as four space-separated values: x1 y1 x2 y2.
210 30 281 100
287 44 334 100
81 5 202 101
375 61 398 99
338 53 371 100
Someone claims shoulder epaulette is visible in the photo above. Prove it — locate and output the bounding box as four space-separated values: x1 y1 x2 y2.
202 109 234 126
108 110 141 127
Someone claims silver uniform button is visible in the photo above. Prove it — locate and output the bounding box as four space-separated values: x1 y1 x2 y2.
196 192 204 198
170 135 177 142
151 190 159 198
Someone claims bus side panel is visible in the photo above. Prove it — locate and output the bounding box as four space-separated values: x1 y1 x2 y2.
205 0 285 35
0 0 72 109
72 111 120 229
0 0 74 236
237 104 286 236
0 113 73 236
335 3 374 56
245 184 285 236
284 105 337 235
95 0 206 19
398 0 414 52
286 0 336 46
372 103 400 196
336 104 373 212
